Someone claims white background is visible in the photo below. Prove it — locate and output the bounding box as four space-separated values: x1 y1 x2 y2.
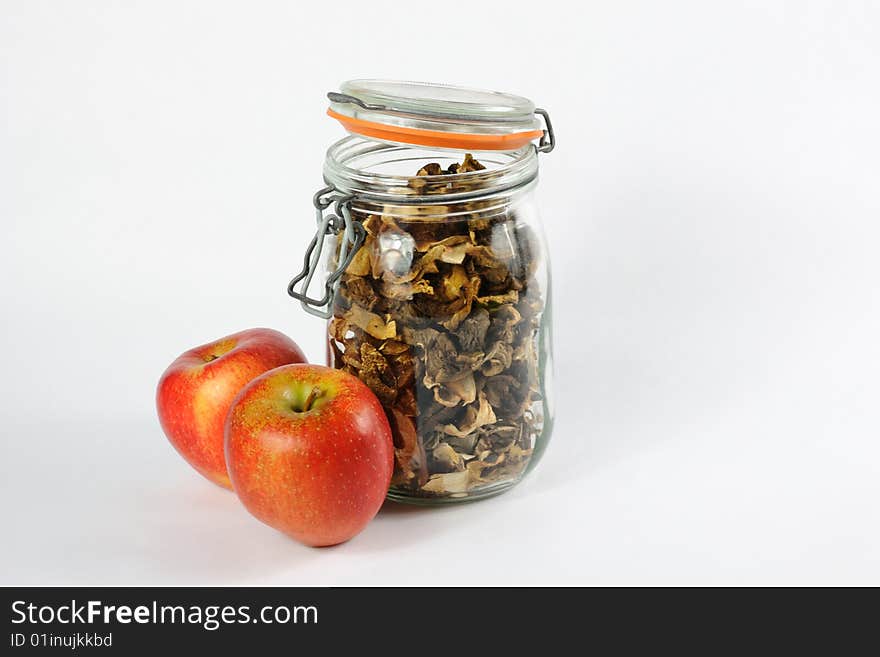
2 1 879 585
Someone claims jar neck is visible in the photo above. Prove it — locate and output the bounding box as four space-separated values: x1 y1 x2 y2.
322 136 539 204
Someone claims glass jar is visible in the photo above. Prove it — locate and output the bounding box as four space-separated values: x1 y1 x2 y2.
290 80 555 504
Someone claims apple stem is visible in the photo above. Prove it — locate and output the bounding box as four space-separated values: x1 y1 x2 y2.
303 386 322 412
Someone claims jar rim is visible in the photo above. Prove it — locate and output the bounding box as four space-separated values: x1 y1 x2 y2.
323 136 539 203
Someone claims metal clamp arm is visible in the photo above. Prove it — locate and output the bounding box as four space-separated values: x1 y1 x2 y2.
535 108 555 154
287 187 366 319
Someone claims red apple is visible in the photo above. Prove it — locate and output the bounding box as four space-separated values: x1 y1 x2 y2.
157 328 306 489
225 364 393 547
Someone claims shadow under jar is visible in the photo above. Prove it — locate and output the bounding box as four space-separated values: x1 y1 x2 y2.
290 80 555 504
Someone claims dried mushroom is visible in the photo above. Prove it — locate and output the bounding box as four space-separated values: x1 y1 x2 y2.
328 153 544 497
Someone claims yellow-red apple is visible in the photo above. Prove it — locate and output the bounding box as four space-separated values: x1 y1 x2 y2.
225 364 393 546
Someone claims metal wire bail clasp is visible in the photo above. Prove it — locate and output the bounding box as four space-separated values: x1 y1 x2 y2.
535 108 555 154
287 185 366 319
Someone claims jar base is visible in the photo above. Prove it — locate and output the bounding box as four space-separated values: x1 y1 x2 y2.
385 477 520 506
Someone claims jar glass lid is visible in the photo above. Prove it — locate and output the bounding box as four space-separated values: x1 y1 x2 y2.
327 80 550 152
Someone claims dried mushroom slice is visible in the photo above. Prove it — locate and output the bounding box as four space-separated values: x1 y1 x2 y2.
346 305 397 341
458 153 486 173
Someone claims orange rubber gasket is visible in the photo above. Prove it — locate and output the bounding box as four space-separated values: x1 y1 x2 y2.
327 108 544 151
